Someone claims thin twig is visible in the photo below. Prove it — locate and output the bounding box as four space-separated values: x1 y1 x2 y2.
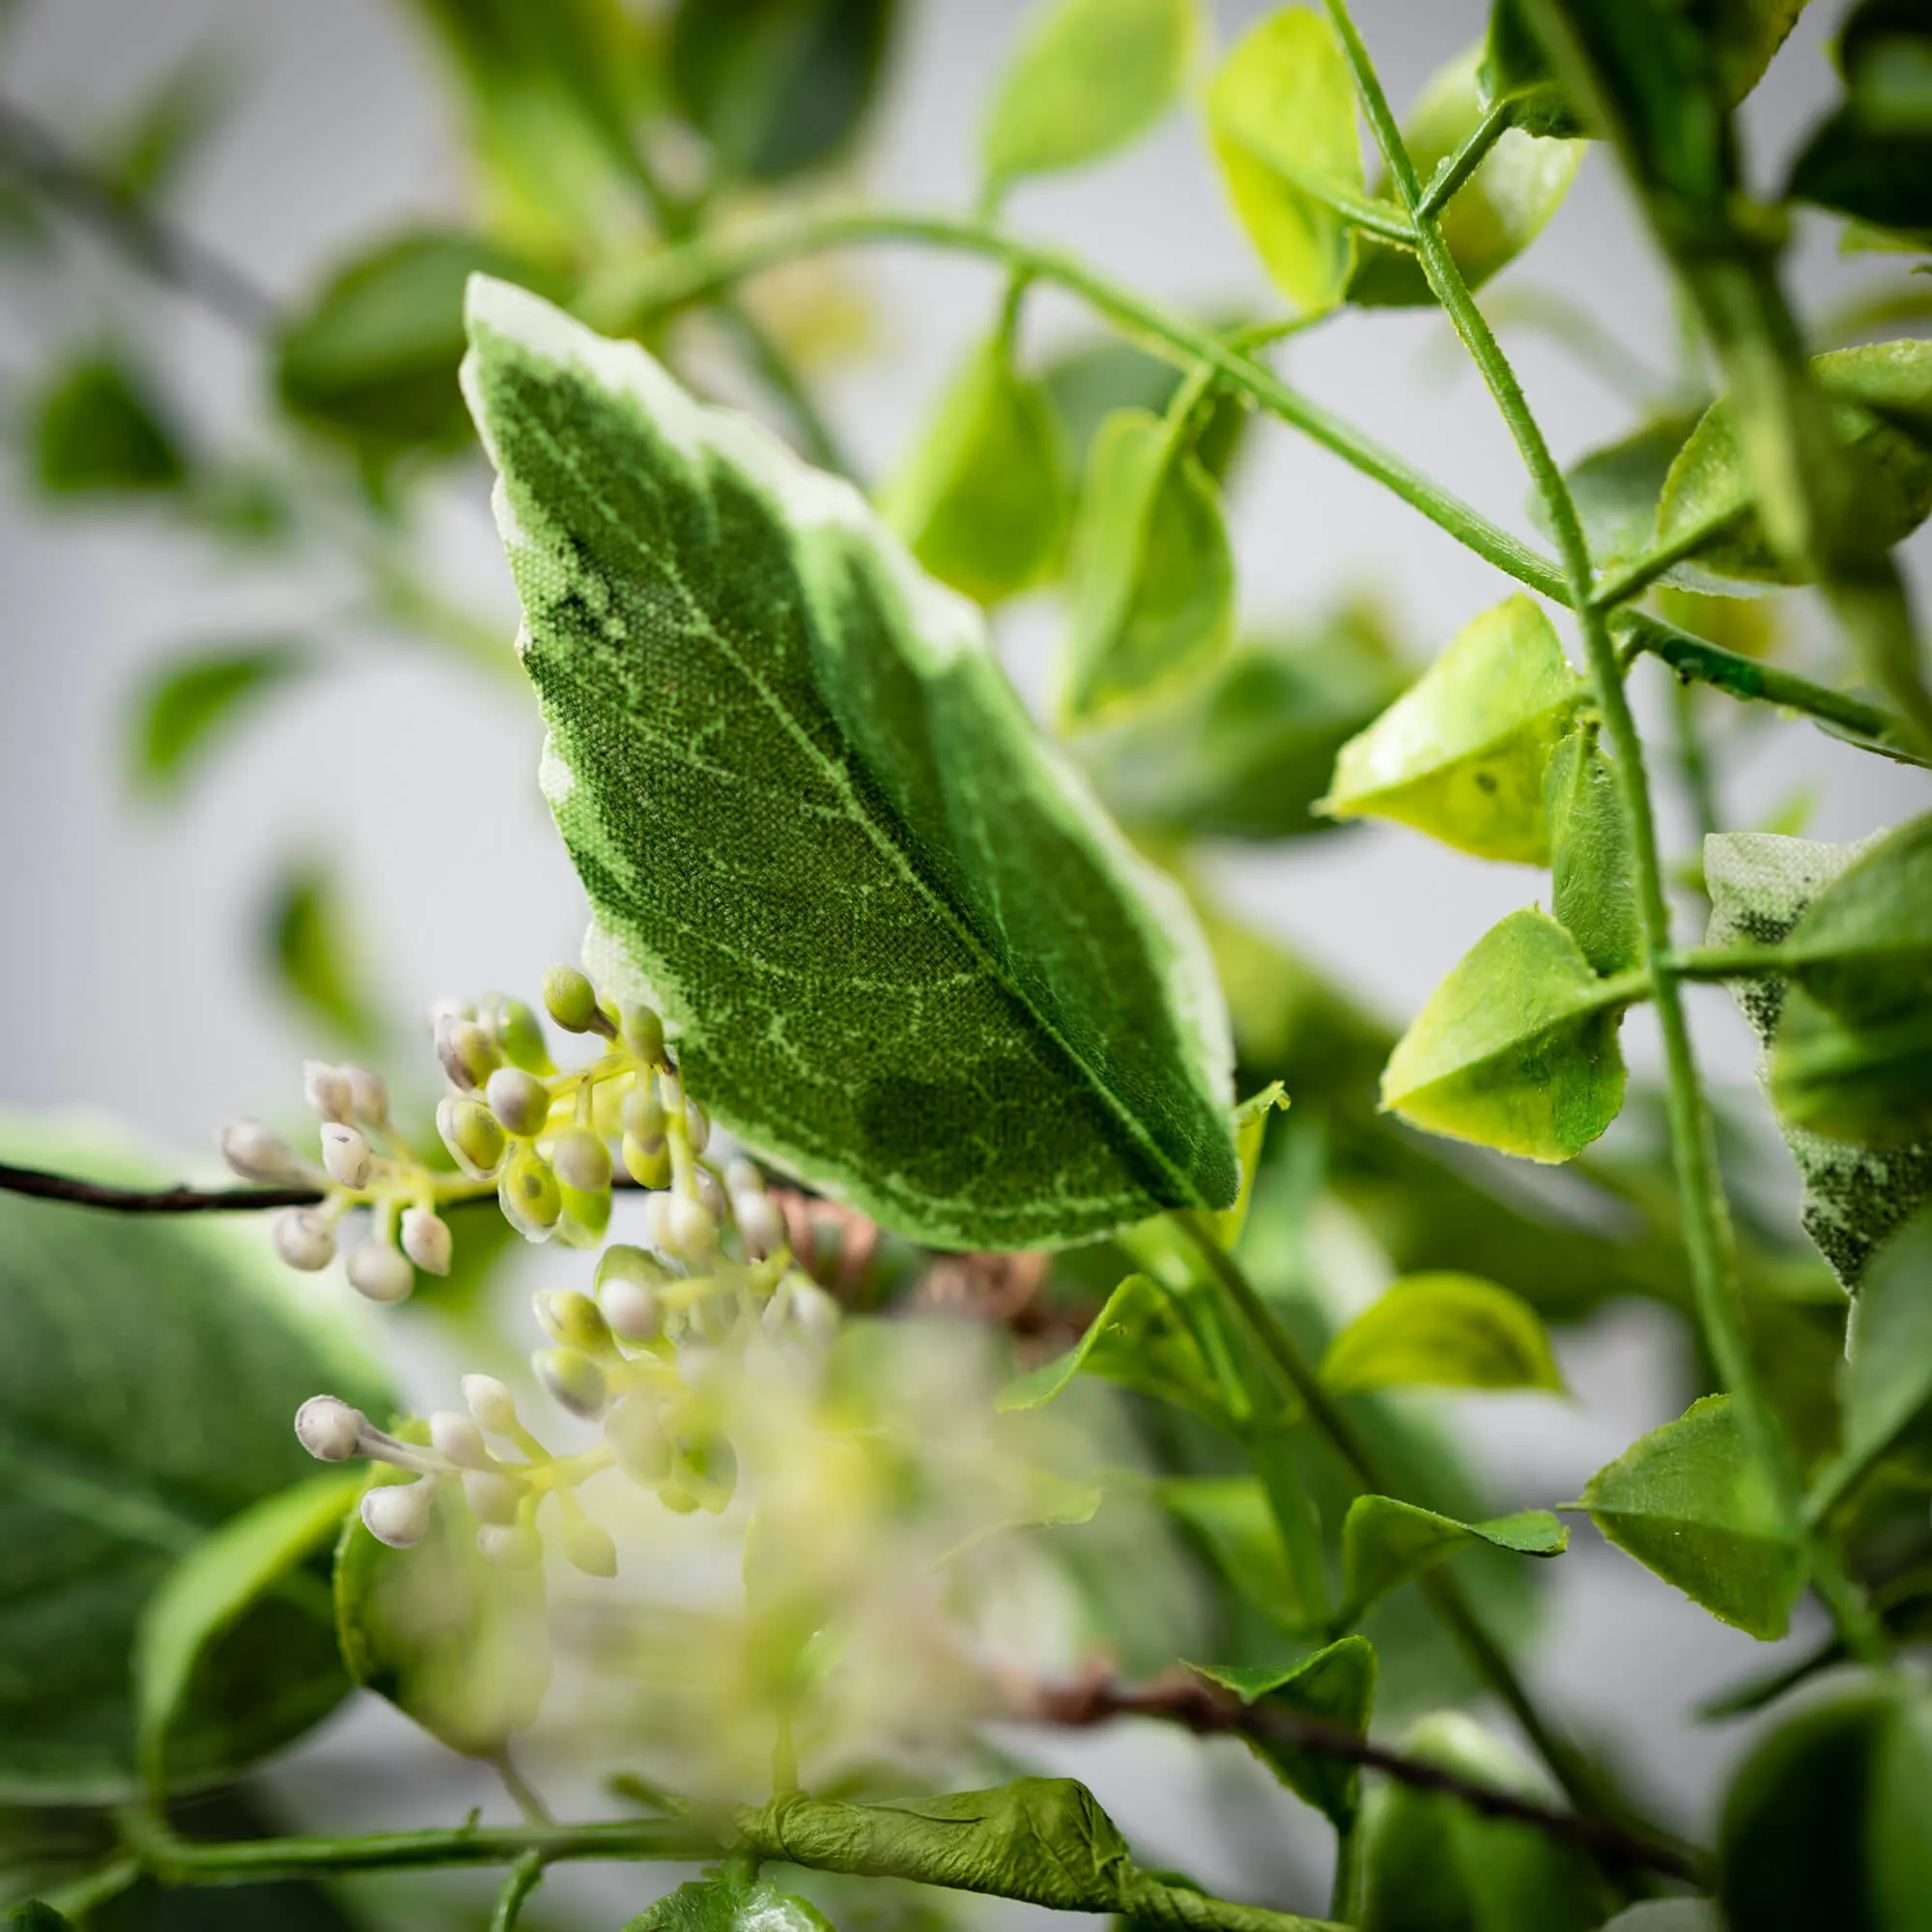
491 1850 546 1932
1012 1664 1707 1887
0 1162 323 1213
0 97 276 333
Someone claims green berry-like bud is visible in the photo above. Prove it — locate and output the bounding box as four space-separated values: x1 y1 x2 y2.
543 964 612 1037
597 1243 671 1289
562 1520 618 1578
536 1289 611 1352
684 1100 710 1155
534 1346 609 1418
486 1066 552 1138
437 1015 501 1093
600 1275 663 1344
606 1393 673 1482
621 1082 666 1142
622 1134 670 1189
554 1127 611 1192
666 1195 717 1260
485 994 554 1075
619 1002 666 1065
499 1146 562 1236
438 1095 507 1179
463 1374 519 1435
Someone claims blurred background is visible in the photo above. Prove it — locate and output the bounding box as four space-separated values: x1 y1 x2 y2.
0 0 1927 1924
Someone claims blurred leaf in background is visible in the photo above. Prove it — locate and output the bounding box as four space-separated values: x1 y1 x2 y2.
1042 332 1248 484
29 354 188 498
124 641 317 802
258 859 387 1058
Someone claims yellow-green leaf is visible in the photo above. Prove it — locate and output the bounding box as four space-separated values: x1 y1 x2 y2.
1321 1273 1565 1395
981 0 1196 193
880 335 1068 604
1546 725 1639 976
1350 45 1583 306
1770 987 1932 1151
1379 909 1634 1163
1207 7 1365 314
1057 407 1234 730
1577 1394 1805 1639
1319 595 1585 864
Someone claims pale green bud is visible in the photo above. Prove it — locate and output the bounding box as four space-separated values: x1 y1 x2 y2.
622 1134 670 1189
534 1346 608 1418
499 1147 562 1237
462 1373 518 1435
429 1409 490 1468
484 994 554 1075
554 1127 611 1192
437 1095 506 1179
347 1236 412 1304
620 1083 666 1142
666 1194 717 1261
463 1468 522 1524
361 1476 436 1548
437 1015 501 1093
562 1520 618 1578
321 1122 373 1190
658 1480 699 1515
272 1207 336 1271
486 1066 552 1138
303 1061 355 1123
735 1192 784 1260
346 1066 388 1126
724 1157 764 1198
590 1077 627 1137
680 1435 738 1514
401 1207 452 1275
536 1289 611 1352
600 1276 663 1344
219 1118 311 1186
605 1393 673 1483
543 964 612 1037
477 1522 543 1570
620 1002 666 1065
684 1100 710 1156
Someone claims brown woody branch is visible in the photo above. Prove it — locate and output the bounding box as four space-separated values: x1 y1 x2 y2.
1009 1662 1705 1887
0 1162 323 1214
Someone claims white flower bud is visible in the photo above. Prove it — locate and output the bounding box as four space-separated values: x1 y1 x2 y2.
534 1347 609 1419
542 963 605 1035
463 1374 519 1435
605 1394 672 1483
621 1084 666 1143
665 1194 717 1261
600 1276 663 1344
429 995 474 1028
463 1469 522 1524
622 1134 670 1189
536 1289 611 1352
219 1118 310 1185
295 1394 366 1462
477 1521 543 1570
429 1409 491 1468
641 1191 675 1255
438 1095 506 1179
303 1062 355 1123
347 1237 413 1304
486 1066 552 1138
620 1002 665 1064
735 1192 784 1260
790 1281 841 1345
361 1477 436 1548
321 1122 373 1190
553 1127 611 1192
345 1065 388 1125
724 1158 764 1198
684 1100 710 1155
561 1520 617 1578
437 1015 501 1093
400 1207 452 1275
272 1207 336 1271
696 1169 726 1223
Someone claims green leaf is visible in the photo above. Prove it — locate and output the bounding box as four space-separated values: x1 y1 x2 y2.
1321 1273 1565 1395
1549 412 1703 567
668 0 895 185
1770 988 1932 1151
1379 909 1634 1163
879 335 1068 605
1207 7 1365 315
259 859 386 1056
0 1110 388 1803
334 1453 549 1759
1057 407 1235 731
93 52 233 209
1653 341 1932 588
1719 1673 1932 1932
981 0 1195 193
1790 0 1932 238
1156 1476 1324 1634
1195 1637 1377 1830
7 1908 74 1931
1545 726 1638 976
277 230 545 466
1357 1711 1615 1932
30 354 187 497
1577 1393 1805 1639
998 1273 1225 1424
1350 44 1583 307
1705 830 1932 1288
1042 333 1249 483
1807 1208 1932 1518
1076 608 1411 843
133 1471 360 1796
1778 812 1932 1031
1318 595 1586 865
463 277 1236 1250
1341 1495 1565 1625
627 1871 835 1932
125 641 315 800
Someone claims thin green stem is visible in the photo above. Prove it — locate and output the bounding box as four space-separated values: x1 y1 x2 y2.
607 209 1570 602
1323 0 1888 1667
1417 101 1510 218
1589 516 1741 611
1671 676 1721 849
1666 944 1797 981
492 1851 546 1932
493 1747 554 1826
713 300 855 477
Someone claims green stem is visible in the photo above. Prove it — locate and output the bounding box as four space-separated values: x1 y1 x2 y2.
1616 610 1928 766
1671 675 1721 850
608 209 1570 602
492 1747 553 1826
1588 516 1739 611
1667 944 1797 981
1416 101 1510 219
491 1851 546 1932
714 300 854 478
1322 0 1888 1667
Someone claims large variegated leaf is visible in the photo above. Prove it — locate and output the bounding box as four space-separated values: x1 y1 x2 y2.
462 279 1237 1249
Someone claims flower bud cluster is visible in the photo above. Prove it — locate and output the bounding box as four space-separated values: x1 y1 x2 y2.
223 1061 459 1306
